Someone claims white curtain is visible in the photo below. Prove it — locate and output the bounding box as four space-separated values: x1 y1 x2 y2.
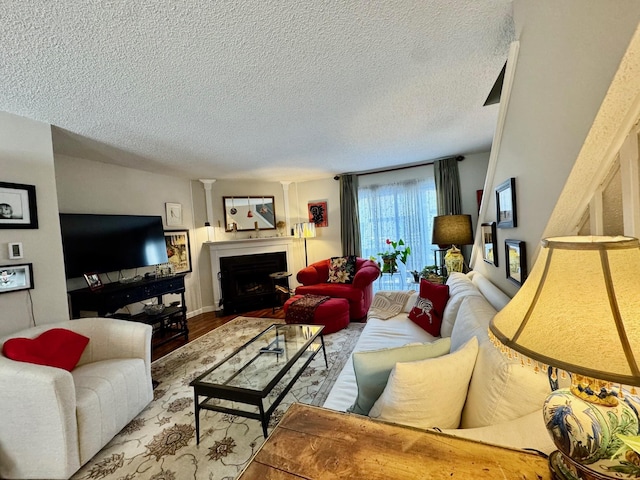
358 178 438 292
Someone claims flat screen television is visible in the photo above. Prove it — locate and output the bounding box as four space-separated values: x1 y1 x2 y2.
59 213 168 279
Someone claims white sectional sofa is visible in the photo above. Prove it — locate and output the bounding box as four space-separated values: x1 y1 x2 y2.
0 318 154 480
323 271 556 454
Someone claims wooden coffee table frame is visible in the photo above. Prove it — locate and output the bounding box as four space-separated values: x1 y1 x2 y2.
190 324 327 442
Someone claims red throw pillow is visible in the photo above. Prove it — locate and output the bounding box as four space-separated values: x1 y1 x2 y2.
408 279 450 336
2 328 90 371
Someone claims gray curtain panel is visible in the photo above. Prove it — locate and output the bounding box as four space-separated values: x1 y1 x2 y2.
340 174 361 256
434 157 462 215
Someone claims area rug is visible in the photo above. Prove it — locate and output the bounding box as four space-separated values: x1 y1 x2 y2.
71 316 363 480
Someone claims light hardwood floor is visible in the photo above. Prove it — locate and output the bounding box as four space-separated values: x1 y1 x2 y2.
152 307 285 361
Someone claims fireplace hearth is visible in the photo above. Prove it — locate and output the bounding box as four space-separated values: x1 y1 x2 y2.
220 252 287 315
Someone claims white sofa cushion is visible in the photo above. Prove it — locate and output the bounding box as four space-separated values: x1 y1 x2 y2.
450 296 552 428
73 358 150 463
349 337 451 415
369 337 478 429
322 315 436 412
440 273 483 337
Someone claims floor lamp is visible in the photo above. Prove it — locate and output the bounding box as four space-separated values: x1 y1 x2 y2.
295 222 316 266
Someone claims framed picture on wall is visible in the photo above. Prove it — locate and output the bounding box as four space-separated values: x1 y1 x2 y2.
505 239 527 286
496 178 517 228
308 200 328 227
0 182 38 229
481 222 498 267
164 230 192 273
0 263 34 293
165 202 183 227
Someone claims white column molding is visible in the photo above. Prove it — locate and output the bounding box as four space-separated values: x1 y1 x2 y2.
199 179 216 225
620 129 640 237
280 181 292 233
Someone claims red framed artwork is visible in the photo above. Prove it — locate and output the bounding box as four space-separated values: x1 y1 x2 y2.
308 200 328 227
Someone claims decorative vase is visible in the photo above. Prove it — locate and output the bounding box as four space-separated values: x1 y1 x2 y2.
444 246 464 273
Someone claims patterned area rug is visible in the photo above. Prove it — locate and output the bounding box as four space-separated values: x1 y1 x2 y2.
71 316 363 480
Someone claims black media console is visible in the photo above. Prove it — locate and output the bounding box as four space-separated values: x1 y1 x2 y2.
67 274 188 348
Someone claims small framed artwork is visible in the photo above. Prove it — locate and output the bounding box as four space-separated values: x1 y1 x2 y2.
0 263 34 294
165 202 183 227
83 272 103 291
8 242 23 260
496 177 517 228
481 222 498 267
164 230 192 273
505 239 527 286
0 182 38 229
308 200 328 227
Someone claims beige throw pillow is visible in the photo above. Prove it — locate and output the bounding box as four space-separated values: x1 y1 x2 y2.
368 336 478 429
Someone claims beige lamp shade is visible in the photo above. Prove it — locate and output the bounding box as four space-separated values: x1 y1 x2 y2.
490 236 640 386
294 222 316 239
432 215 473 247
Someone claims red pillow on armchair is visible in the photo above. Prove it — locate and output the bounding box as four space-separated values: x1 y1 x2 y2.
408 279 450 336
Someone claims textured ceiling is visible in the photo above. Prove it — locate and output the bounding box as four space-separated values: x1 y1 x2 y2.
1 1 514 182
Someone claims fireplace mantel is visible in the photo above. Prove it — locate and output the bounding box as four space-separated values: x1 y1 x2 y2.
206 237 295 311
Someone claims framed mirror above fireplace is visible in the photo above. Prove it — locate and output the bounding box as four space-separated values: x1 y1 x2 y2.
223 196 276 232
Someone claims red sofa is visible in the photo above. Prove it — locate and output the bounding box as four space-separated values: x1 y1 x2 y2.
295 258 381 320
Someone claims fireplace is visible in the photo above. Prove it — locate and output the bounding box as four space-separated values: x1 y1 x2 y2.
207 237 295 313
220 252 287 315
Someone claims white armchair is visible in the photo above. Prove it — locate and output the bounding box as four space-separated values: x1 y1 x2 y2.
0 318 153 480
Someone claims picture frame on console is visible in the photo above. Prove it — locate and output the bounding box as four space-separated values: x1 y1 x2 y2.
0 263 34 294
481 222 498 267
495 178 517 228
164 230 192 273
83 272 103 291
0 181 38 229
505 239 527 286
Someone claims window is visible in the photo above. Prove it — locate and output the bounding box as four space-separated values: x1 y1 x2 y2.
358 178 438 291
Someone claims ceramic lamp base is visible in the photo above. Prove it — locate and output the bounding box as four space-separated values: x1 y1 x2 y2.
544 388 640 479
444 246 464 273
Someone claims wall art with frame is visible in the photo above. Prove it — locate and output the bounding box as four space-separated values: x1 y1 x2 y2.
164 230 192 273
0 182 38 229
0 263 34 293
165 202 183 227
308 200 328 227
481 222 498 267
505 239 527 286
496 177 517 228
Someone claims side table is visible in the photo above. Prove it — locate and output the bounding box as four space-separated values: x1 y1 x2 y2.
269 271 292 312
237 403 553 479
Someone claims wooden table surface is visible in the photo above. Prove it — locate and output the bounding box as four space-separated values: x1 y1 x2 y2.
237 403 553 479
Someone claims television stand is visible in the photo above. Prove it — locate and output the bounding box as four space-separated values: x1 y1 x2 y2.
68 274 188 349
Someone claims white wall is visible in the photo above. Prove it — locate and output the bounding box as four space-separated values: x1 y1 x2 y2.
472 0 640 296
54 155 204 316
0 112 69 336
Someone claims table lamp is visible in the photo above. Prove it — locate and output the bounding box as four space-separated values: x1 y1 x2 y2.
489 236 640 479
294 222 316 266
431 214 473 274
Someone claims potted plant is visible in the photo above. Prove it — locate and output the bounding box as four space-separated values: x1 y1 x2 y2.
377 239 411 274
420 264 443 284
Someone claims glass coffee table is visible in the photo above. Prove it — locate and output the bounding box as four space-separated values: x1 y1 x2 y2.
190 323 327 442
